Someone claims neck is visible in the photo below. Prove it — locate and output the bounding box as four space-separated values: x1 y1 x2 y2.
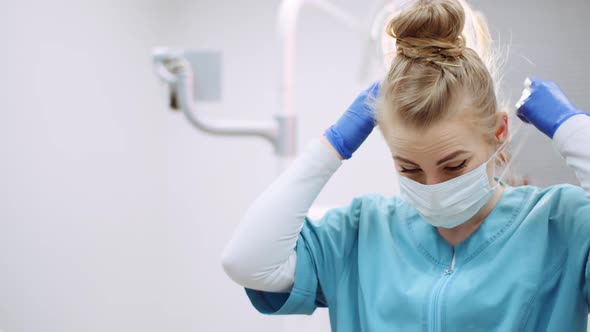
437 183 505 246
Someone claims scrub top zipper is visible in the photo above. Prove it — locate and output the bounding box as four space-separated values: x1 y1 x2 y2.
428 248 456 331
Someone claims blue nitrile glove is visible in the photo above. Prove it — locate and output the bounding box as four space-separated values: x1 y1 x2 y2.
516 77 588 138
324 81 381 159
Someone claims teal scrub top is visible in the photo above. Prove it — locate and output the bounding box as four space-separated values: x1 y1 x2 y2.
244 184 590 331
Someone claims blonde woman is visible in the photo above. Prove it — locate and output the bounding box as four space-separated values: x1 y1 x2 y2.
222 0 590 330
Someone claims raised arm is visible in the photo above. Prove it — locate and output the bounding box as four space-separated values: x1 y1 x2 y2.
221 82 380 292
516 77 590 195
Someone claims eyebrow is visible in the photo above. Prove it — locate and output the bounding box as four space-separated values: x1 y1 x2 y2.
393 156 419 166
393 150 470 167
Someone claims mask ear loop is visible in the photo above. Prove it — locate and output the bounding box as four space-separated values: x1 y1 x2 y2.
489 119 534 187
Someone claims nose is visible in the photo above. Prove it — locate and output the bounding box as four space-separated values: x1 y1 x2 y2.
424 172 444 185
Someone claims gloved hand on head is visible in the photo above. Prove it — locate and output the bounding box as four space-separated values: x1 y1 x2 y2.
516 77 589 139
324 81 381 160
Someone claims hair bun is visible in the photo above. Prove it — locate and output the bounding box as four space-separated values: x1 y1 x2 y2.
387 0 466 63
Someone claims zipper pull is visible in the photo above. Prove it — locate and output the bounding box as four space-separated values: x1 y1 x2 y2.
444 249 456 275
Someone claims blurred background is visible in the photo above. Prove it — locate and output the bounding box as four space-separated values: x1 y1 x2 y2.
0 0 589 331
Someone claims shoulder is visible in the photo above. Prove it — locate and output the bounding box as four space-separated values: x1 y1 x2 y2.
345 193 416 227
308 194 411 234
516 183 589 211
541 183 590 218
511 183 590 233
515 184 590 257
349 193 404 213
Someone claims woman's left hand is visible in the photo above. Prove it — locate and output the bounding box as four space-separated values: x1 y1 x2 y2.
516 77 588 138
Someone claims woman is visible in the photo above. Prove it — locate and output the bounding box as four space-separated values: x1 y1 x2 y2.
221 0 590 330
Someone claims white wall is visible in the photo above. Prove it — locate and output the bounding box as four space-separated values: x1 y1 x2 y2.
0 0 589 332
0 1 171 331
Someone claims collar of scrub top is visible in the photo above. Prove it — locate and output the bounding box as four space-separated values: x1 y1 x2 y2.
403 179 533 271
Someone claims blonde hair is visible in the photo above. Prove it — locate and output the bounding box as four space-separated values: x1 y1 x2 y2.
376 0 504 146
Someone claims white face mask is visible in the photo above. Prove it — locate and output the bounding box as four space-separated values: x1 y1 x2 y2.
399 157 498 229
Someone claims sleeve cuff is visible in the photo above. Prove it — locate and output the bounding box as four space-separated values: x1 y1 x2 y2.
553 114 590 151
244 234 321 315
307 138 343 173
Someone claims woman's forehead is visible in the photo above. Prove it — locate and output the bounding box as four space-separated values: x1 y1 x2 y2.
387 117 481 156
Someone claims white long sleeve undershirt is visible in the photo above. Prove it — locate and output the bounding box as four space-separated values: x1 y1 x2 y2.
221 137 342 292
553 114 590 196
221 115 590 293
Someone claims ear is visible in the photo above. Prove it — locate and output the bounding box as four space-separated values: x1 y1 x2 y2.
494 112 508 144
492 112 509 166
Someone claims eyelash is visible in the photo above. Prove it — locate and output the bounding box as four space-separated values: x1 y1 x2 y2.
399 160 468 173
446 160 468 171
399 167 420 174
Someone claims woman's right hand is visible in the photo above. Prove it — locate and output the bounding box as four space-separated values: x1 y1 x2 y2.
323 81 381 160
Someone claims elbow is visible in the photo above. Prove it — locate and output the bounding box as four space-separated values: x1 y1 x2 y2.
221 244 250 287
221 246 296 293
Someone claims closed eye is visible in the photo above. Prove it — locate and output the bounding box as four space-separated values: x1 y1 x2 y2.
400 166 422 173
445 159 468 172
